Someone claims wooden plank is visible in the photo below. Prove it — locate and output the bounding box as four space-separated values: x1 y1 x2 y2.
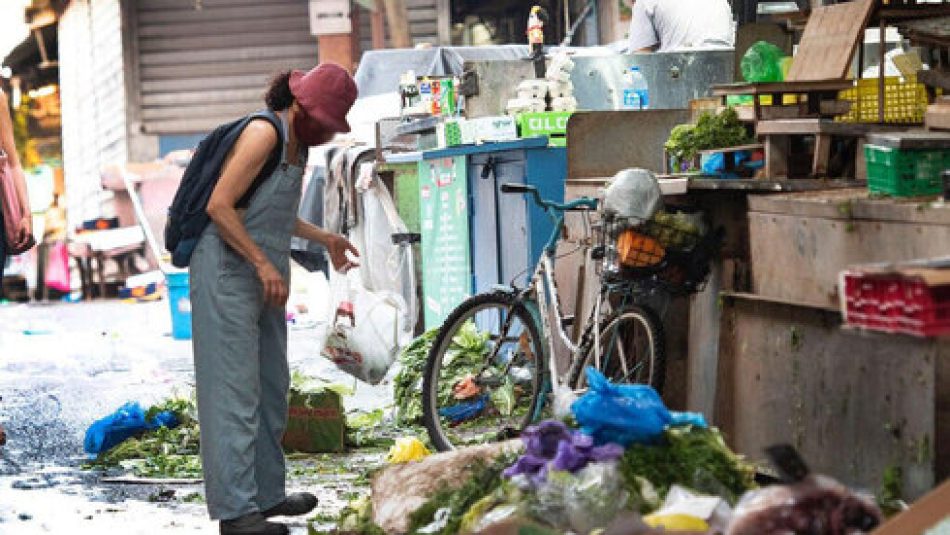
711 80 853 96
566 110 692 178
748 189 950 225
926 103 950 131
939 352 950 481
812 133 833 177
755 119 907 137
716 294 942 499
687 179 861 192
686 261 721 417
786 0 875 81
139 44 315 67
749 211 950 310
764 135 790 179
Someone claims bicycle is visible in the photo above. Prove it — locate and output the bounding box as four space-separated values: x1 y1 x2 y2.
421 182 720 451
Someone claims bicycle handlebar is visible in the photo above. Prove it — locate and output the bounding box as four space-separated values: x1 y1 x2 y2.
500 183 598 213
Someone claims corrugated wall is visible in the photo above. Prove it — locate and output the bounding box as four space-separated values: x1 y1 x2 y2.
133 0 318 135
59 0 128 229
356 0 441 54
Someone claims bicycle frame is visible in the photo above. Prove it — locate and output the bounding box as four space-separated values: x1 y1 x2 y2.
508 189 600 384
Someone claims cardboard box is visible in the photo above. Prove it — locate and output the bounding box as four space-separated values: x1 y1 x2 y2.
281 388 345 454
873 479 950 534
466 116 519 143
516 112 572 147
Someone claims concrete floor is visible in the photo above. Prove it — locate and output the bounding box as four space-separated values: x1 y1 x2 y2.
0 297 392 534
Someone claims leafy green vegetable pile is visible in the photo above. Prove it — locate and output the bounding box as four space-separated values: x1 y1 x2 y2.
665 108 752 172
620 426 756 508
393 329 439 425
436 322 490 405
84 396 202 479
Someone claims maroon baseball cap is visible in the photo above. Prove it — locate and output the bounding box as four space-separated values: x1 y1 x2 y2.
289 63 358 134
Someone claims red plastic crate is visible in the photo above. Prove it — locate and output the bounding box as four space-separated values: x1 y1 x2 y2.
841 271 950 337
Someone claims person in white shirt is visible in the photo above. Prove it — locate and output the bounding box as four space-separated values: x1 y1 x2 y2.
628 0 736 53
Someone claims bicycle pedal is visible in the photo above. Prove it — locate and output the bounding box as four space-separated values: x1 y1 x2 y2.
560 316 575 329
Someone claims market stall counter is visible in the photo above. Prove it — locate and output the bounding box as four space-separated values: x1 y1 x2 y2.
556 110 864 413
714 188 950 500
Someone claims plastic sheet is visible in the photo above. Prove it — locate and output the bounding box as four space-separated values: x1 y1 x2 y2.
530 462 631 534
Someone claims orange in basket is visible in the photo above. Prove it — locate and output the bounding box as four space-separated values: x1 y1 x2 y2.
617 229 666 268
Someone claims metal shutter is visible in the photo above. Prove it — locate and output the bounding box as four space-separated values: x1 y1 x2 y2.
133 0 317 134
355 0 441 55
407 0 439 45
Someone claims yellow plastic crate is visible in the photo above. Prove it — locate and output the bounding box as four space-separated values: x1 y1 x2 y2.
836 77 928 124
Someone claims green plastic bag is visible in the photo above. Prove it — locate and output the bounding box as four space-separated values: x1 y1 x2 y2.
741 41 786 83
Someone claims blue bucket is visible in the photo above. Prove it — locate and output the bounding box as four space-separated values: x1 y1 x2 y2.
166 271 192 341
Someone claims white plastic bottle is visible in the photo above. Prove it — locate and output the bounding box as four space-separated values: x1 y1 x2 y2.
621 66 650 110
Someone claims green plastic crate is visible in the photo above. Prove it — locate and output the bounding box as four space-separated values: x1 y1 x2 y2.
517 112 572 147
864 145 948 197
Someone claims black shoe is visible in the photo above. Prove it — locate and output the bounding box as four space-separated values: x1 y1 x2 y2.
219 512 288 535
261 492 318 518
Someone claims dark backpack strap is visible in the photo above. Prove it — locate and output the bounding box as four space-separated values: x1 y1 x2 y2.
236 110 285 209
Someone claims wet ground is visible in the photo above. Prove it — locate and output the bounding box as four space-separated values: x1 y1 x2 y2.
0 297 392 534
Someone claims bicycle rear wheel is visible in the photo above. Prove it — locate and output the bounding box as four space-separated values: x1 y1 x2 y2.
422 292 546 452
568 305 666 393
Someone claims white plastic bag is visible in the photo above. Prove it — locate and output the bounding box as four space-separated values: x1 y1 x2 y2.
602 168 664 224
322 268 412 384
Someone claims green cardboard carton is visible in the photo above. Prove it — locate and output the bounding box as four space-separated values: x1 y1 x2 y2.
282 388 345 454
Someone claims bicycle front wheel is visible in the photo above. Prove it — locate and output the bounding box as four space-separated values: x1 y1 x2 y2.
568 305 666 393
422 292 546 452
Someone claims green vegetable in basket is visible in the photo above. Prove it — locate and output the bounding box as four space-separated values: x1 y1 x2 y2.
645 211 702 249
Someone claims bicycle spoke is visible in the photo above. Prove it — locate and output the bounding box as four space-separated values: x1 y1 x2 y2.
427 298 544 450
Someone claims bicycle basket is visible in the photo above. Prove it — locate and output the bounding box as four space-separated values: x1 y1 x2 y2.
603 210 721 295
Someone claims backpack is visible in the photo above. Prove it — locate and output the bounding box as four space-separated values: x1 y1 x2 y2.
164 110 284 268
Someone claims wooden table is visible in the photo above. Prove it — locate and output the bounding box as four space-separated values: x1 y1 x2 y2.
711 80 854 123
754 119 908 179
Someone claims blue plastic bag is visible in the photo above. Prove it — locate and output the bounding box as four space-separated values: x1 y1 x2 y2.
438 395 488 424
571 368 707 446
83 402 180 456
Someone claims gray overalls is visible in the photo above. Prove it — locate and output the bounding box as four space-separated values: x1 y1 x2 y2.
190 114 303 521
